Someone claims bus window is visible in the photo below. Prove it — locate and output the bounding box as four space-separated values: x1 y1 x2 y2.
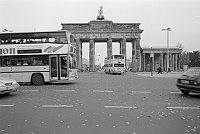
31 55 49 66
49 32 68 44
0 55 49 66
2 57 11 66
70 35 75 44
0 31 69 44
61 56 68 77
59 37 68 43
49 38 55 42
69 54 77 69
51 57 57 77
23 60 29 65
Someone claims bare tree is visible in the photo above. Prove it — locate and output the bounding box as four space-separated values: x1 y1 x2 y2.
176 43 190 69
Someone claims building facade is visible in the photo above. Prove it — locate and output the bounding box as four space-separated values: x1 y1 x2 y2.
142 47 181 72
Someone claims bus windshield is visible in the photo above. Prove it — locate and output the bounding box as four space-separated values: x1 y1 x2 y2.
114 55 124 59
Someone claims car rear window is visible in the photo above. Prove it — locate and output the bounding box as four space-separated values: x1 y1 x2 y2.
183 68 200 76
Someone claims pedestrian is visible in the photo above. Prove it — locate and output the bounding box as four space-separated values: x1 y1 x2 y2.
157 66 162 74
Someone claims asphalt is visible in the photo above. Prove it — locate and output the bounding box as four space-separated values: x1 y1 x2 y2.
136 71 183 78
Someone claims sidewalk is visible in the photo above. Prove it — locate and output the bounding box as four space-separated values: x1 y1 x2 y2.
136 71 183 78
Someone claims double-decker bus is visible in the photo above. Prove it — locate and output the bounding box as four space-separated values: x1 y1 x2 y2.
0 30 78 85
104 54 125 74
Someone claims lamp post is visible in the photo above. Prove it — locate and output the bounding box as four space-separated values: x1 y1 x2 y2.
162 28 171 73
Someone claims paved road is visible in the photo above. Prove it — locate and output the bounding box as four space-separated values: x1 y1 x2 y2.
0 72 200 134
136 71 183 78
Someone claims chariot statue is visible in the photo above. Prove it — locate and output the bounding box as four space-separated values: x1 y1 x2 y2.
97 6 105 21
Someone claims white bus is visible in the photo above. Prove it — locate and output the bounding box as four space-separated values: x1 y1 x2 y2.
0 30 78 85
104 54 125 74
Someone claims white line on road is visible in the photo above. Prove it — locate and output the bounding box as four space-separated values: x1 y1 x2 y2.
167 106 200 110
104 105 137 109
168 92 181 94
42 105 73 108
55 90 75 92
131 91 152 94
0 105 14 107
22 90 39 92
93 90 113 93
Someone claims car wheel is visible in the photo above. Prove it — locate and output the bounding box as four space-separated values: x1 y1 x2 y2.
180 89 190 95
32 74 44 85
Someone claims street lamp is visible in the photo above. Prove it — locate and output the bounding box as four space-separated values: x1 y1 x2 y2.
162 27 171 73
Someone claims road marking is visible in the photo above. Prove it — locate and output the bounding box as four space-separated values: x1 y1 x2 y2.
104 105 137 109
55 90 75 92
168 92 181 94
22 90 39 92
167 106 200 110
0 105 14 107
93 90 113 93
132 91 152 94
42 105 73 108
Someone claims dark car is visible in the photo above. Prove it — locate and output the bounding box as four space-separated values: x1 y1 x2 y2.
176 67 200 95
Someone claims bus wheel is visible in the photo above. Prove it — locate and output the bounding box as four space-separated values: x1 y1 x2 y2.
32 74 44 85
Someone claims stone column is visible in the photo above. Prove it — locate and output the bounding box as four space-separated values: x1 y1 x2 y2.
139 49 142 71
132 39 137 72
136 39 141 71
175 54 178 71
172 54 175 71
75 38 82 71
161 52 163 72
120 38 126 55
120 38 126 67
89 39 95 72
143 53 145 72
164 54 167 72
152 52 155 71
80 43 83 70
169 53 172 71
178 54 180 71
107 38 112 57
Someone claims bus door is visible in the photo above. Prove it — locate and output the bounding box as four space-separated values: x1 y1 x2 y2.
59 55 68 79
49 55 59 81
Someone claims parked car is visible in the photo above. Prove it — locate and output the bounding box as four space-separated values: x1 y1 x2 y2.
176 67 200 95
0 77 20 95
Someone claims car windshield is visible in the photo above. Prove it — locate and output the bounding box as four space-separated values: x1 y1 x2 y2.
183 68 200 76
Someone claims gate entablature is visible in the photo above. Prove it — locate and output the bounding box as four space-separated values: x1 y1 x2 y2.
61 21 143 42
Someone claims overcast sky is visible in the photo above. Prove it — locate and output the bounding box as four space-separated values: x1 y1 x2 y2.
1 0 200 65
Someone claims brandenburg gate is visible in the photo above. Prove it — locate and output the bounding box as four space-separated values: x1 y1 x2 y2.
61 7 143 72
